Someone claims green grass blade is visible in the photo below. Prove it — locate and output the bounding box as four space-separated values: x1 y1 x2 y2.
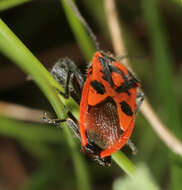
141 0 182 189
141 0 181 133
112 152 136 177
60 0 96 61
0 19 90 190
0 0 31 11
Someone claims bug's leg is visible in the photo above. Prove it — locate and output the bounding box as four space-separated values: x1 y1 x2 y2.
51 58 84 88
43 112 66 125
51 58 84 103
54 71 73 99
66 112 81 140
43 112 81 140
94 156 111 167
83 142 112 167
126 139 137 155
135 92 144 114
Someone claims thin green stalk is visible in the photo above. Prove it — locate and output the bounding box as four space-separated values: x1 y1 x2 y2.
0 19 90 190
112 152 136 177
0 0 31 11
61 0 136 177
141 0 182 189
142 0 181 132
60 0 96 61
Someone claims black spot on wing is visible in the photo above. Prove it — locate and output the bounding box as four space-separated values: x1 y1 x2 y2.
116 84 131 95
116 80 138 95
120 101 133 116
90 80 106 95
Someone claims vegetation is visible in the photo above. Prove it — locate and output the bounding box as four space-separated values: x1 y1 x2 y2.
0 0 181 189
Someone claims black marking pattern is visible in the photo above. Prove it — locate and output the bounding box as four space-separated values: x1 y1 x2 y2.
116 84 131 95
116 80 138 95
98 56 114 87
101 52 116 62
109 65 128 81
98 53 139 97
91 80 106 95
120 101 133 116
99 56 138 90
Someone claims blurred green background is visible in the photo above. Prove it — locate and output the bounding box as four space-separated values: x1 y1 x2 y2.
0 0 182 190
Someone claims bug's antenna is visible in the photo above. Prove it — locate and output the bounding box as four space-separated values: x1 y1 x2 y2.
65 0 100 51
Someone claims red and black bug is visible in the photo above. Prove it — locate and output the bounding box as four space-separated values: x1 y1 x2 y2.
47 51 144 166
45 0 144 167
79 52 143 159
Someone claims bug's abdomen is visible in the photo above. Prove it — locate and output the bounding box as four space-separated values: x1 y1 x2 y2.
84 97 123 149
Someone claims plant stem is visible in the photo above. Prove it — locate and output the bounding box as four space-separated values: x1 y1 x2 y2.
0 0 31 11
0 18 91 190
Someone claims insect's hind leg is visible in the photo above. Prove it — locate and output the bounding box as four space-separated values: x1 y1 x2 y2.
126 139 137 155
43 111 112 166
43 112 81 141
51 58 85 103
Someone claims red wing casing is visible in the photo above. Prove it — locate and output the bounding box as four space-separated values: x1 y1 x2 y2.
79 52 140 158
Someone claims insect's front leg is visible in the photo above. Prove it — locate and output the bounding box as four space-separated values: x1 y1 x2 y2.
51 58 84 103
55 71 74 99
43 112 67 125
